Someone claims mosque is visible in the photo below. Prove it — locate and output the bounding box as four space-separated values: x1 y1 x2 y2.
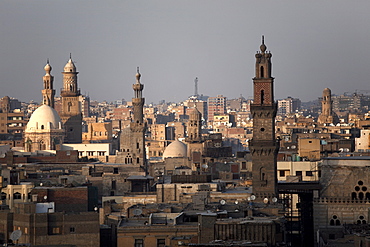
24 57 82 152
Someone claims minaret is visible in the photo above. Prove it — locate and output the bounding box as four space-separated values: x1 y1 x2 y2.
60 54 82 143
186 107 202 142
130 67 147 171
132 67 144 124
41 60 55 108
318 88 339 125
249 36 279 202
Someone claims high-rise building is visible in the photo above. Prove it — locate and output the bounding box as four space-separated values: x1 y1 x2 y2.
60 55 82 143
249 37 279 202
207 95 226 123
277 96 301 115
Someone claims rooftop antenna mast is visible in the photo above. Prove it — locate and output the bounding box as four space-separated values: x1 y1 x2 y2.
194 77 198 96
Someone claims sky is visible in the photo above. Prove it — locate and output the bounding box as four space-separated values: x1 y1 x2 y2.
1 1 370 105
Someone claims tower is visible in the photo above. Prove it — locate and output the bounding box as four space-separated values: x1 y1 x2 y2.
318 88 339 125
186 107 202 143
41 60 55 108
117 68 147 173
60 55 82 143
249 37 279 201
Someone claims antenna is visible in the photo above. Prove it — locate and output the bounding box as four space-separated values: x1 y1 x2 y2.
194 77 198 96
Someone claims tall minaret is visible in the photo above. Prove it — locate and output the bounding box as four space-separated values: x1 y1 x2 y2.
132 67 145 124
249 36 279 202
60 54 82 143
186 107 202 142
130 67 147 171
41 60 55 108
318 88 339 125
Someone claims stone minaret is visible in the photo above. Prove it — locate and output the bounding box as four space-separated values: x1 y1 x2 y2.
60 55 82 143
186 107 202 142
249 37 280 202
41 60 55 108
125 68 147 171
318 88 339 125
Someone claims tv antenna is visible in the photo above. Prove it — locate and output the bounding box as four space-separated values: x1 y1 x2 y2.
194 77 198 96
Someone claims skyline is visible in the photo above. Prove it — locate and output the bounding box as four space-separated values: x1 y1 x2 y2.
1 1 370 104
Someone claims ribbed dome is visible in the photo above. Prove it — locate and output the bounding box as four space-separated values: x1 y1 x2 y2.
163 140 187 158
26 105 62 131
63 58 76 72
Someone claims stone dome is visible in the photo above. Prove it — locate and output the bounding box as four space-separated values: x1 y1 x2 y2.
163 140 187 158
44 62 52 74
26 105 62 131
63 58 76 73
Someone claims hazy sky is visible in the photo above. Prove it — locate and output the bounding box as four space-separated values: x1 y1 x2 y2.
1 1 370 104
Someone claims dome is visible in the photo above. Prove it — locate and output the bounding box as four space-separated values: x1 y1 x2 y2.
63 58 76 73
44 62 52 74
26 105 62 131
163 140 187 158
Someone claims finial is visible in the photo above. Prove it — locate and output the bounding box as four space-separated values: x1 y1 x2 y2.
136 67 141 81
47 58 49 64
260 35 267 53
69 53 72 59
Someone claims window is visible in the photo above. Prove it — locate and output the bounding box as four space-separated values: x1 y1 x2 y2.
242 162 246 170
13 192 21 199
135 239 144 247
111 180 116 190
113 168 118 174
70 227 75 233
296 171 302 177
279 170 285 177
52 227 60 234
157 239 165 247
306 171 313 176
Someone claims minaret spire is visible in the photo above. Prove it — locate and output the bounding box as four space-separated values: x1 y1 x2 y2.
42 60 55 108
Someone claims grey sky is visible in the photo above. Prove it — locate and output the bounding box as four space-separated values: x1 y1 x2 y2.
1 1 370 104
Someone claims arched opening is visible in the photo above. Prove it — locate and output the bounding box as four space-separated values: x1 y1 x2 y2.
260 66 264 78
359 192 364 200
261 90 265 104
352 192 357 200
13 192 21 200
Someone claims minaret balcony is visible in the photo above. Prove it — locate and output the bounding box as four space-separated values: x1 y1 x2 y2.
60 88 80 97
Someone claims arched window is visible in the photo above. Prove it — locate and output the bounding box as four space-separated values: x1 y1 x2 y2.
13 192 21 200
261 90 265 105
260 167 265 181
352 192 357 200
260 66 264 78
68 102 72 112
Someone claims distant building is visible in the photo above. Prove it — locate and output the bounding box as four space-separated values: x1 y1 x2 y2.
207 95 226 124
277 96 301 115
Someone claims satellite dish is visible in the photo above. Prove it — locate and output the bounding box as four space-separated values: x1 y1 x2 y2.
201 164 208 169
263 198 269 204
43 196 47 200
291 145 296 149
133 208 143 216
235 200 239 205
220 199 226 205
272 197 278 203
247 197 251 201
250 195 256 201
10 230 22 242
